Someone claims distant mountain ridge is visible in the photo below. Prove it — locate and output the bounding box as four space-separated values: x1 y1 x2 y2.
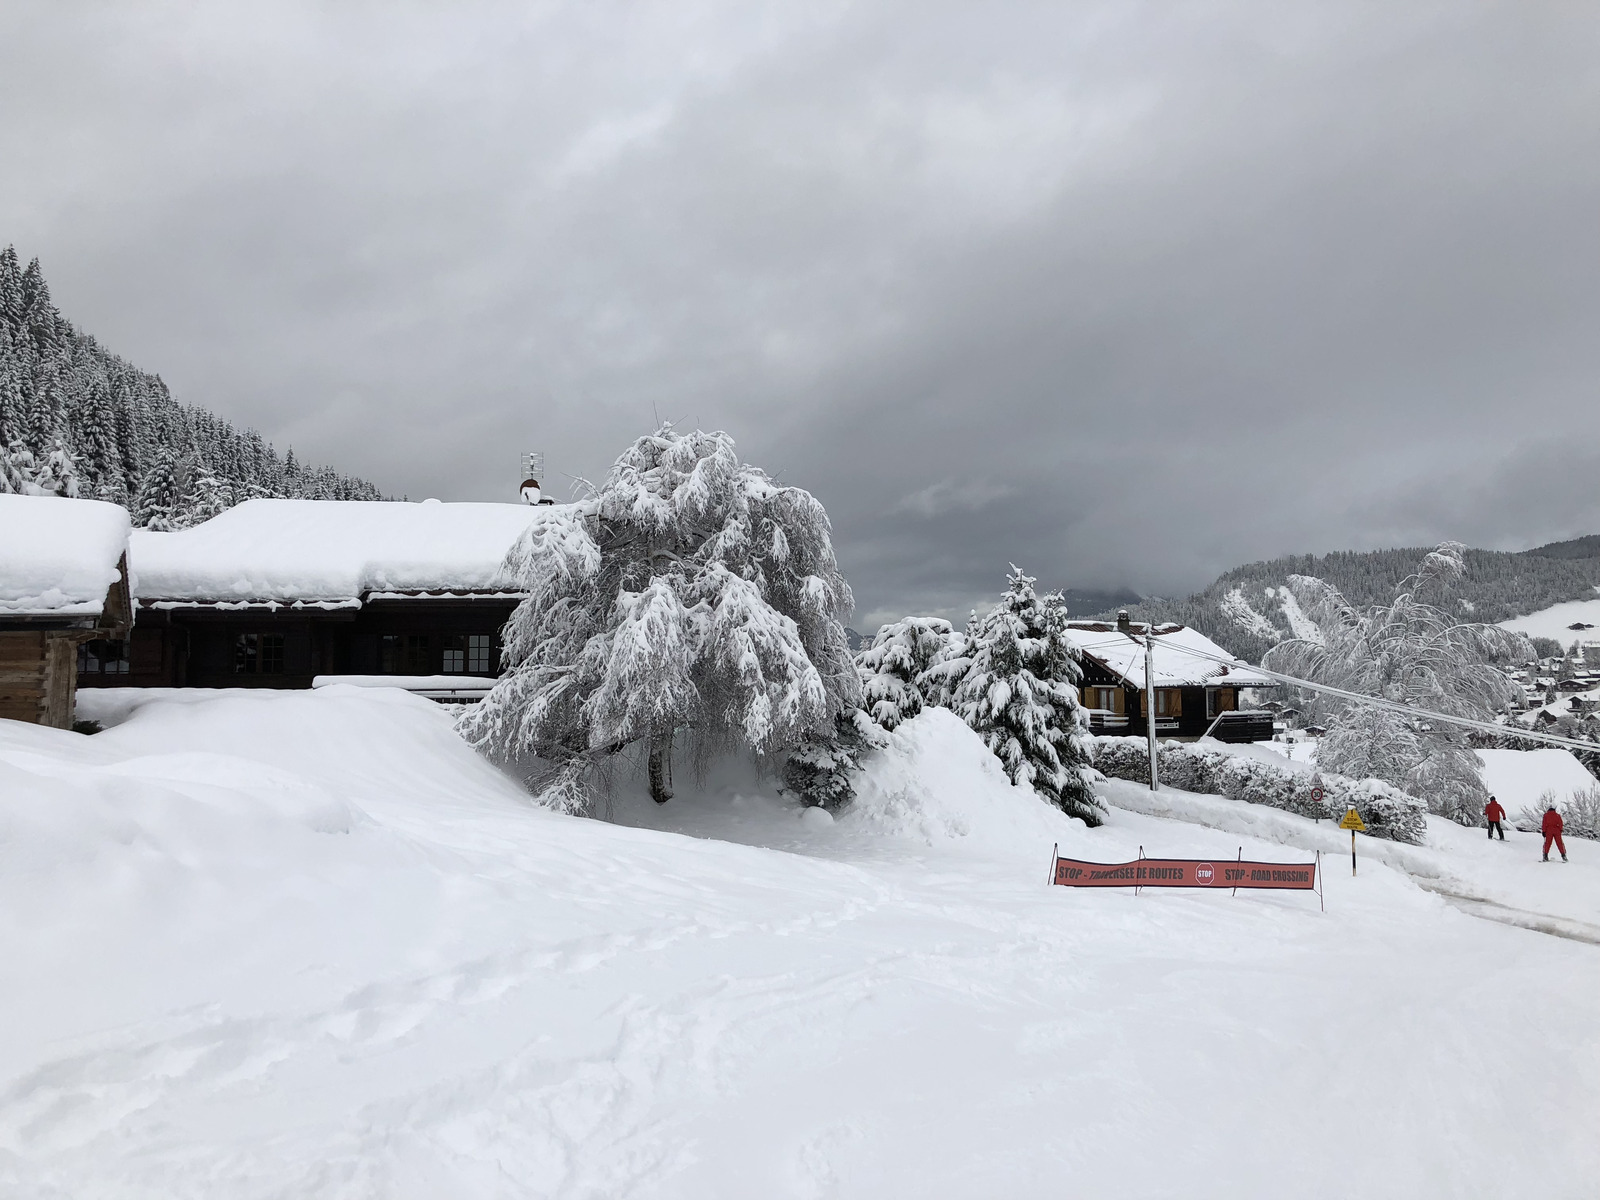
1087 539 1600 663
0 245 384 526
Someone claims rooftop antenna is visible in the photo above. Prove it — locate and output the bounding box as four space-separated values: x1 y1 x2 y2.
519 451 552 505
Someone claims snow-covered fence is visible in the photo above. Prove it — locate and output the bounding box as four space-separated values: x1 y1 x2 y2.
1516 786 1600 841
1091 737 1428 845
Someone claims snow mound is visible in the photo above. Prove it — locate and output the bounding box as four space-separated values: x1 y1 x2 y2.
0 687 532 923
0 492 129 614
844 708 1081 856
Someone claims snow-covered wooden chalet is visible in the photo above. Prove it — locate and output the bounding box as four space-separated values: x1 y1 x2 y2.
1061 612 1276 742
82 499 550 698
1 494 133 727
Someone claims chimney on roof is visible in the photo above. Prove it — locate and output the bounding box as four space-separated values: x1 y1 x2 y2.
1116 609 1131 634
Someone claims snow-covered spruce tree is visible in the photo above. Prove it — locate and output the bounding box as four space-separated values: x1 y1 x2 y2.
855 615 959 731
461 427 860 813
133 444 182 531
1263 542 1534 824
929 567 1102 824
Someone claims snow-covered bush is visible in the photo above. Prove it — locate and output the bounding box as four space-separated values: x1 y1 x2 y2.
1516 786 1600 841
1092 737 1429 845
854 615 958 731
927 567 1102 825
461 427 860 814
1263 543 1534 825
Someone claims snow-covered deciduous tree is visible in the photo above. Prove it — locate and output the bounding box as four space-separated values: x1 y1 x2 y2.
461 427 860 813
854 616 959 731
1263 542 1535 824
928 566 1102 824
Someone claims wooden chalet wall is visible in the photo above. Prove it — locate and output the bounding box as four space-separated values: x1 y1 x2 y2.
0 631 80 727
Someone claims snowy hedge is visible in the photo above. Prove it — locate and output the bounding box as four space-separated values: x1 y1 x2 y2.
1092 737 1428 845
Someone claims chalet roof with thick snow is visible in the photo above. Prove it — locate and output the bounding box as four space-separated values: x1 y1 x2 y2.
0 493 131 617
1061 621 1275 690
129 498 554 606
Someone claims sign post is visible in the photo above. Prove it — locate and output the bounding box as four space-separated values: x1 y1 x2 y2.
1339 807 1366 875
1310 785 1324 822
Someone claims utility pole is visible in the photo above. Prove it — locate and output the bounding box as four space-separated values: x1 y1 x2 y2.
1145 621 1158 792
1119 608 1158 792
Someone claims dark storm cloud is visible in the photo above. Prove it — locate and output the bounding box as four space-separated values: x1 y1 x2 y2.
3 1 1598 629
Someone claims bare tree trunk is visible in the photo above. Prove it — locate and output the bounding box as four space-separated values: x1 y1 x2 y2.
648 727 674 804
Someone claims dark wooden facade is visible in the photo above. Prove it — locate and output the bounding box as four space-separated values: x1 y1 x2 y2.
77 593 519 691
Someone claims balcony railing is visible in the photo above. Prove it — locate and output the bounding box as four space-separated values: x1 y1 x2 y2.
1084 708 1129 732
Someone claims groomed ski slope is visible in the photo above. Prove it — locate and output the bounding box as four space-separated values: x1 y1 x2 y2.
2 690 1598 1199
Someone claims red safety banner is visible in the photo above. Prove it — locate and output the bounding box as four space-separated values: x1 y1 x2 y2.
1052 857 1316 890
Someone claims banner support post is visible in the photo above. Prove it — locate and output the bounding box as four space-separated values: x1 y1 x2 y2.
1048 842 1058 886
1316 850 1324 912
1231 847 1242 897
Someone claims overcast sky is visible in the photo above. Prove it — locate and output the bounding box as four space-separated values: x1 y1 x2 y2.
3 2 1598 627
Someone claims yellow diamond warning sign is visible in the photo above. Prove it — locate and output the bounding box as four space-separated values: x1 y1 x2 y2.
1339 808 1366 832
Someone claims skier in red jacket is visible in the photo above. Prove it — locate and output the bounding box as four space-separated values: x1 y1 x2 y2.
1541 806 1567 862
1484 797 1506 840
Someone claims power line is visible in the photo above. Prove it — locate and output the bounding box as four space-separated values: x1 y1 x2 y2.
1146 638 1598 756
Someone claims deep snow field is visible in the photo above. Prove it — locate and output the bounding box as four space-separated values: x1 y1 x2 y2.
3 689 1598 1199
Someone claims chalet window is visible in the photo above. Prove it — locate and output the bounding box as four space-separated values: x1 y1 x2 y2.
1088 686 1119 712
77 639 130 675
235 633 285 674
442 633 494 675
1155 689 1178 717
380 635 402 673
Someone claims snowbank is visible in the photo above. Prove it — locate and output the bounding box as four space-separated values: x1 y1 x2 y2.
605 707 1081 865
844 707 1083 856
0 493 129 615
3 690 1599 1197
129 497 555 601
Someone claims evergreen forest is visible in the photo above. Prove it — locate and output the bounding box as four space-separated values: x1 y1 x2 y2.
0 246 384 528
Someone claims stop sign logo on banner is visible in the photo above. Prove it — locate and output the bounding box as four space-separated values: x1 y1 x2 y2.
1195 863 1215 885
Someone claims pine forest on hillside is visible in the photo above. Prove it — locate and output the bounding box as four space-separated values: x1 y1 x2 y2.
0 246 384 527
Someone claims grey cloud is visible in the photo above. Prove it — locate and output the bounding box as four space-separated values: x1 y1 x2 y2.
2 1 1597 630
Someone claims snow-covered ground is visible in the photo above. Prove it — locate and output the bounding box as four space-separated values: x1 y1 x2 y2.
1478 748 1598 812
3 692 1599 1198
1498 596 1600 644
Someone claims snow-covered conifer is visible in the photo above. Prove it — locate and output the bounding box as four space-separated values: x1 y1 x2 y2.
462 427 860 813
934 567 1102 823
179 465 228 526
133 444 183 530
854 616 957 731
37 437 79 497
1264 542 1534 823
